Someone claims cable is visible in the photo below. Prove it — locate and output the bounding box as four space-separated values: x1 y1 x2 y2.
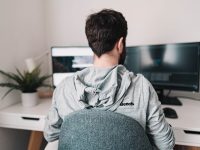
165 90 171 97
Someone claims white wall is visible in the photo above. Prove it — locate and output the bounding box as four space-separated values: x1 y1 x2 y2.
45 0 200 99
0 0 47 108
45 0 200 46
0 0 46 149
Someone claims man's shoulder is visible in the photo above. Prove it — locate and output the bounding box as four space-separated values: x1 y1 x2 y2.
130 72 151 86
55 67 90 91
55 75 75 92
129 72 148 85
127 72 154 96
121 66 148 84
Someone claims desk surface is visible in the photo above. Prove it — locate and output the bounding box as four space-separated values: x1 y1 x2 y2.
162 98 200 131
0 97 200 146
0 97 200 131
0 98 51 131
0 98 51 118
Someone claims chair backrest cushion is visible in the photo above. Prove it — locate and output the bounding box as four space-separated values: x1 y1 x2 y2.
58 109 152 150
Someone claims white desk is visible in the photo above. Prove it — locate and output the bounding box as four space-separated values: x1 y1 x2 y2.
0 98 51 131
0 98 51 150
0 98 200 147
162 98 200 147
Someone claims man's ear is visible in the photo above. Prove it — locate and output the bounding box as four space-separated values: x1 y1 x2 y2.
117 37 124 54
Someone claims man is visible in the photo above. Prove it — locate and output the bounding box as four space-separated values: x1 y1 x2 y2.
44 9 175 149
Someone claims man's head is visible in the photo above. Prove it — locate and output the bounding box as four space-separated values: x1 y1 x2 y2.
85 9 128 64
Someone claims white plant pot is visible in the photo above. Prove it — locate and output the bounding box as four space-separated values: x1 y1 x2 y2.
21 92 39 107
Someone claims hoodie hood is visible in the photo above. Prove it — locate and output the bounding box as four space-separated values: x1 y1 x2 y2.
74 65 132 111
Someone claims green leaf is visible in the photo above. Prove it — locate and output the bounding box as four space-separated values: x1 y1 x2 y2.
16 68 25 80
1 88 15 99
38 75 52 83
40 84 53 88
0 83 21 90
10 73 23 84
0 70 17 81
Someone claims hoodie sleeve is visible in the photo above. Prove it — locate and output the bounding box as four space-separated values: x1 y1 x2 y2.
146 82 175 150
43 88 63 142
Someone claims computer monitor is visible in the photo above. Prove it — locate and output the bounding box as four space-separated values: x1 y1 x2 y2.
124 42 200 105
51 46 93 87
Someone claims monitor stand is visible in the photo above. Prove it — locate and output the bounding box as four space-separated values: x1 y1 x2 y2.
156 89 182 106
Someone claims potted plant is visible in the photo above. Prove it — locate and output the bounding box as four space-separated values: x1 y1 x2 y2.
0 66 52 107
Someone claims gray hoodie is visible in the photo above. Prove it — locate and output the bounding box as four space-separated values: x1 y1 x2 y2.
44 65 175 149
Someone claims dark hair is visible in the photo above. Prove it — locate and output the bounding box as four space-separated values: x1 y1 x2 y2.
85 9 128 57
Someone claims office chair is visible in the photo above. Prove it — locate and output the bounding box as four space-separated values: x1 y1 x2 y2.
58 109 152 150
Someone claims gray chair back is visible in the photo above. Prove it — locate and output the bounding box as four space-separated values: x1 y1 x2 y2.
58 109 152 150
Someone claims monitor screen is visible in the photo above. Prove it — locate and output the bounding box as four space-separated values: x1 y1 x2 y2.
51 47 93 86
125 42 200 92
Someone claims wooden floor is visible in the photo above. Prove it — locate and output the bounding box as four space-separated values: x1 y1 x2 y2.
175 145 200 150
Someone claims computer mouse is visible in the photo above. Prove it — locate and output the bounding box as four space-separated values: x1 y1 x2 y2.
163 107 178 119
